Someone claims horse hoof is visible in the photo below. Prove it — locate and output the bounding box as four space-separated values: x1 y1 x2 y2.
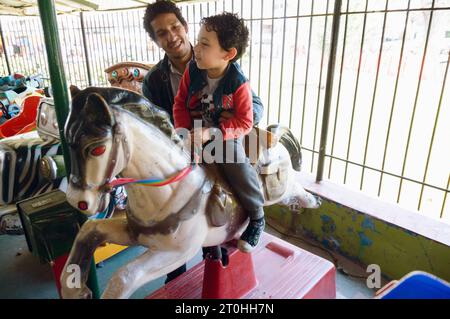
237 240 254 253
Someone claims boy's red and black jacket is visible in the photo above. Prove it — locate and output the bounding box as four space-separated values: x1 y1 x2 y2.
174 60 253 140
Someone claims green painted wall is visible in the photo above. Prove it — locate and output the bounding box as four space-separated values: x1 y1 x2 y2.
265 198 450 282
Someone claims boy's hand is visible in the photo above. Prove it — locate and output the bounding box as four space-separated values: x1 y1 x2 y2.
189 110 203 119
219 110 234 123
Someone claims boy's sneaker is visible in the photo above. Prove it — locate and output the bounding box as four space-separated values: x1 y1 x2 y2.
238 218 265 253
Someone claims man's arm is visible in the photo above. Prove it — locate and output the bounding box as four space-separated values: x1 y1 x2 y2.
251 90 264 126
142 71 156 103
173 68 192 130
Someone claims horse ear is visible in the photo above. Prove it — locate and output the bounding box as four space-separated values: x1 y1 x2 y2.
84 93 114 127
70 85 81 98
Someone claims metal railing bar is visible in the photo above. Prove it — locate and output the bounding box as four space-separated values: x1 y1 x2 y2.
257 0 263 97
67 16 79 85
441 175 450 218
328 0 350 180
93 13 105 79
277 0 288 123
312 0 330 173
316 0 343 181
119 11 128 62
80 12 92 86
85 14 100 85
378 0 411 196
300 1 314 150
114 11 123 63
342 6 450 15
301 145 449 194
418 51 449 210
193 4 197 44
58 18 75 85
397 0 435 203
0 19 12 74
288 0 301 129
343 0 369 184
23 19 38 75
15 21 29 74
248 0 253 83
131 11 139 60
25 18 41 76
10 22 25 73
266 0 276 126
71 15 85 86
243 14 333 22
360 0 388 190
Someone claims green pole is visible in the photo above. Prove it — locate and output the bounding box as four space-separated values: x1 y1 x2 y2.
316 0 342 182
37 0 100 299
37 0 71 173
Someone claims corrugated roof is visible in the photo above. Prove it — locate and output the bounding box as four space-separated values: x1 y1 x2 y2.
0 0 193 16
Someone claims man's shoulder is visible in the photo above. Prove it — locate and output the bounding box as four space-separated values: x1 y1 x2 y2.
145 57 169 81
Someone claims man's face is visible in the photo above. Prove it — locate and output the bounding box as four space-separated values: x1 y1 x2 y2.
194 25 229 71
150 13 190 60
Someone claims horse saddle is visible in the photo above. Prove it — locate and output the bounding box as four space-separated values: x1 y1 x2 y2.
206 127 291 227
244 127 278 165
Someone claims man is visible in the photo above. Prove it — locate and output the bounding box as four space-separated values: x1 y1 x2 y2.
142 0 264 124
141 0 264 283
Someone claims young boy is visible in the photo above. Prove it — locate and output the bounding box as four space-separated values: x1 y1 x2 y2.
173 12 265 252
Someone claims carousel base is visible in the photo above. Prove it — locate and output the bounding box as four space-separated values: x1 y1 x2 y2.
146 232 336 299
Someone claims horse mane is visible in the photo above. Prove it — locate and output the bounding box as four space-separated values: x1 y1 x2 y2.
69 87 181 144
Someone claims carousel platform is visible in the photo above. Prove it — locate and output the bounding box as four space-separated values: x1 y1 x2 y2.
146 232 336 299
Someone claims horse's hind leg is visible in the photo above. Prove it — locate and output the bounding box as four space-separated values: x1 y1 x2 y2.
280 179 322 210
60 218 136 299
101 248 199 299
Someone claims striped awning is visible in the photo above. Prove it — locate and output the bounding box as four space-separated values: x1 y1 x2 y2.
0 0 195 16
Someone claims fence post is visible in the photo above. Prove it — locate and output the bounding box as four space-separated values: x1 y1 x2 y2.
37 0 100 299
316 0 342 182
80 11 92 86
0 19 12 75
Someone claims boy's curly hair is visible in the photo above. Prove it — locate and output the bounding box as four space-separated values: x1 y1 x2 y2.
201 12 249 62
143 0 187 42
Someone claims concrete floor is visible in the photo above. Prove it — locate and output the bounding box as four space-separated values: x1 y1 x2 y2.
0 224 375 299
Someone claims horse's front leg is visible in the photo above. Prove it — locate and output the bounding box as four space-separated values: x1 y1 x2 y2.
60 218 136 299
102 247 199 299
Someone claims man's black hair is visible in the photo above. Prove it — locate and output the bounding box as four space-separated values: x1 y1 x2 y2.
143 0 187 42
201 12 249 63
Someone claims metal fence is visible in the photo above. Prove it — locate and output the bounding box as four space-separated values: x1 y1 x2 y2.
0 0 449 222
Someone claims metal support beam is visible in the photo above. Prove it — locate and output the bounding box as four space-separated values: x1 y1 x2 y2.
37 0 99 299
80 11 92 86
37 0 71 174
316 0 342 182
0 19 12 75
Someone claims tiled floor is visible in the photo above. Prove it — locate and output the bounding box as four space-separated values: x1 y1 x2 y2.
0 224 376 299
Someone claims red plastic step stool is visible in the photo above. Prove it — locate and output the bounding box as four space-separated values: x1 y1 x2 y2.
147 232 336 299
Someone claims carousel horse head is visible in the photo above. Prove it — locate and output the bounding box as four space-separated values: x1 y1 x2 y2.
64 86 176 216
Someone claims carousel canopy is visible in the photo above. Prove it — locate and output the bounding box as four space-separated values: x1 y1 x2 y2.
0 0 197 16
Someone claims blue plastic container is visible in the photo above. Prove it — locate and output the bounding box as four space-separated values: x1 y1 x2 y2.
380 271 450 299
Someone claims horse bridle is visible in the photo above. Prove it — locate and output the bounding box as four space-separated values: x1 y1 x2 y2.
69 121 130 194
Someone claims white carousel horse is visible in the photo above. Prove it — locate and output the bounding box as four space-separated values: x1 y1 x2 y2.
60 87 321 299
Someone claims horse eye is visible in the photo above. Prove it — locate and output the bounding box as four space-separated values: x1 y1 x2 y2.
90 145 106 156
